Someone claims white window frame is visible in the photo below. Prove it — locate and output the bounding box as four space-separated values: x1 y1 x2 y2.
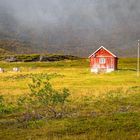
99 58 106 64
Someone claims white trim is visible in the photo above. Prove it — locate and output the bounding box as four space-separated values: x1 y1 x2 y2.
88 46 117 58
95 56 114 58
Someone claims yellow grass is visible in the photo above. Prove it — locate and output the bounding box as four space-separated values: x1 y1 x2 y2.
0 58 139 98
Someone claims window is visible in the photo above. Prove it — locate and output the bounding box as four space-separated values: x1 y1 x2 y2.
99 58 106 64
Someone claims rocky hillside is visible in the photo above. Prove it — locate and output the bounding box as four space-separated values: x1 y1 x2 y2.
0 39 38 54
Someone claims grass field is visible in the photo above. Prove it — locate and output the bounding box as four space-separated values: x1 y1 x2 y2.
0 58 140 140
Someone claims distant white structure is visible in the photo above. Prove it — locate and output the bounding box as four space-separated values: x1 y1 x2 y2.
13 67 20 72
0 68 4 73
39 55 44 61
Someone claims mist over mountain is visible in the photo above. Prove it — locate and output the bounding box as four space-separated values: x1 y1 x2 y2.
0 0 140 57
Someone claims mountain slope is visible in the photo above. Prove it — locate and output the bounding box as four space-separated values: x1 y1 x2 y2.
0 48 11 55
0 39 38 54
0 0 140 57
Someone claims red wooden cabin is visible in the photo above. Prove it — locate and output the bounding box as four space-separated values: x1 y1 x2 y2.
88 46 118 73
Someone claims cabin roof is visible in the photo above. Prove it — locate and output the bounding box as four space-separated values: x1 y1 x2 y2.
88 46 117 58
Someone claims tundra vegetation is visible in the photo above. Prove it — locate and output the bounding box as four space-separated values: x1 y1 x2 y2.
0 58 140 140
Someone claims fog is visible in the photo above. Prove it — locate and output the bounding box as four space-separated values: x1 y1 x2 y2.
0 0 140 56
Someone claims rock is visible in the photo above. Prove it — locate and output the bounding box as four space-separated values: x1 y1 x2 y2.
0 68 4 73
13 67 20 72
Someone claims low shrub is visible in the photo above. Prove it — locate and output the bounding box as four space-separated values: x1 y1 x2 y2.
0 95 15 114
17 74 71 121
40 54 79 62
0 54 79 62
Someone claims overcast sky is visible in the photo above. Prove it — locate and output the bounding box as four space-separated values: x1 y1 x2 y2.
1 0 139 28
0 0 140 55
